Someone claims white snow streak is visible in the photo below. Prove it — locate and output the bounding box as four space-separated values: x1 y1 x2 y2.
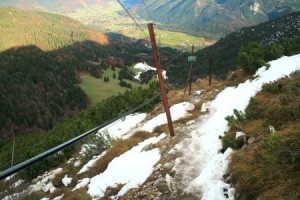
140 102 195 133
173 55 300 199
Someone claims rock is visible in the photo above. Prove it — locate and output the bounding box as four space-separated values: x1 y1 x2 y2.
248 137 256 145
163 162 175 172
154 177 170 194
236 131 248 145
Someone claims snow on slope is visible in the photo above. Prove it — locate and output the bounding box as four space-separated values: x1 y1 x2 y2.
172 54 300 199
134 62 167 80
88 133 166 198
3 55 299 200
139 102 195 133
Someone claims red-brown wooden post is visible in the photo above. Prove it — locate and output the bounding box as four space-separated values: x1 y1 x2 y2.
147 23 175 137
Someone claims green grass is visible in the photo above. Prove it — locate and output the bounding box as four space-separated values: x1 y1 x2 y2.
79 67 145 106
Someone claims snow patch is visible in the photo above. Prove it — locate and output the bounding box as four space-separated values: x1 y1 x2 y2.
134 62 167 80
62 175 72 187
53 194 64 200
140 102 195 133
88 133 166 198
29 168 63 194
173 54 300 199
97 113 147 139
250 2 262 14
235 131 246 139
78 151 106 174
72 178 90 191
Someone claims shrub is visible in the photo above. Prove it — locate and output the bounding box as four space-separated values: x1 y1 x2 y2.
245 98 260 120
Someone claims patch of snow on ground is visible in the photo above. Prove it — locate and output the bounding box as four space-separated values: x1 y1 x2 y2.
79 144 97 155
173 54 300 199
88 133 166 198
29 168 63 194
10 179 24 188
201 102 211 113
140 102 195 133
62 175 72 186
235 131 246 139
78 151 107 174
134 62 167 80
53 194 64 200
72 178 90 191
97 113 147 139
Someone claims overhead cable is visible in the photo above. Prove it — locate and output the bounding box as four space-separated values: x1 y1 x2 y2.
142 0 155 23
116 0 148 38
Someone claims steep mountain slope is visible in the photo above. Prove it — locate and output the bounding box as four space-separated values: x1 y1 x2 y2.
165 11 300 85
0 7 157 139
130 0 300 38
1 54 299 200
2 0 299 39
0 6 107 52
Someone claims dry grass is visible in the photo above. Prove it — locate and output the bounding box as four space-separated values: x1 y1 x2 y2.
239 119 266 138
228 73 300 199
225 69 253 87
62 188 92 200
258 179 300 200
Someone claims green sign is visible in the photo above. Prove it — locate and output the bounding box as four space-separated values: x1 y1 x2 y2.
188 56 196 62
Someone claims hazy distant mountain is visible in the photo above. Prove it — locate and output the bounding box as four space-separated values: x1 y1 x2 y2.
0 0 110 12
129 0 300 38
1 0 299 39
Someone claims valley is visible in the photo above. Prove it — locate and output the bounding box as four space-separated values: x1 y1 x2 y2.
0 1 300 200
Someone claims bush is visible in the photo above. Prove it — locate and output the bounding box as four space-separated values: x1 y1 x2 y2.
245 98 260 120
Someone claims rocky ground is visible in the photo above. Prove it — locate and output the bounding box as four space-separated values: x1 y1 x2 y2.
121 86 222 200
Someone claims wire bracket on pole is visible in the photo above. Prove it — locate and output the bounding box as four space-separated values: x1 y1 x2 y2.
147 23 175 137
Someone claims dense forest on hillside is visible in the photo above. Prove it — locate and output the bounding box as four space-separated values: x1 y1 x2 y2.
0 37 170 138
0 82 160 180
0 7 178 140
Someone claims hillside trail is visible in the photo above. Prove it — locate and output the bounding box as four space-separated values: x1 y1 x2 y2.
122 79 225 200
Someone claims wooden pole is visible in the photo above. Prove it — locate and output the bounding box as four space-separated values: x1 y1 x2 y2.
185 45 194 95
209 57 213 87
147 23 175 137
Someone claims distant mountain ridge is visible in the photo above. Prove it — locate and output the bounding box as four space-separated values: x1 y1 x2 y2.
129 0 300 38
0 0 110 12
1 0 299 39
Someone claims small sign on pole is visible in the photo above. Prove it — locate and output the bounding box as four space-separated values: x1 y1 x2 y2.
188 56 196 62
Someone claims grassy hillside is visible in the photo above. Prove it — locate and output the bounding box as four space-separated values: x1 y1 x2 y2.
222 71 300 199
0 6 107 52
